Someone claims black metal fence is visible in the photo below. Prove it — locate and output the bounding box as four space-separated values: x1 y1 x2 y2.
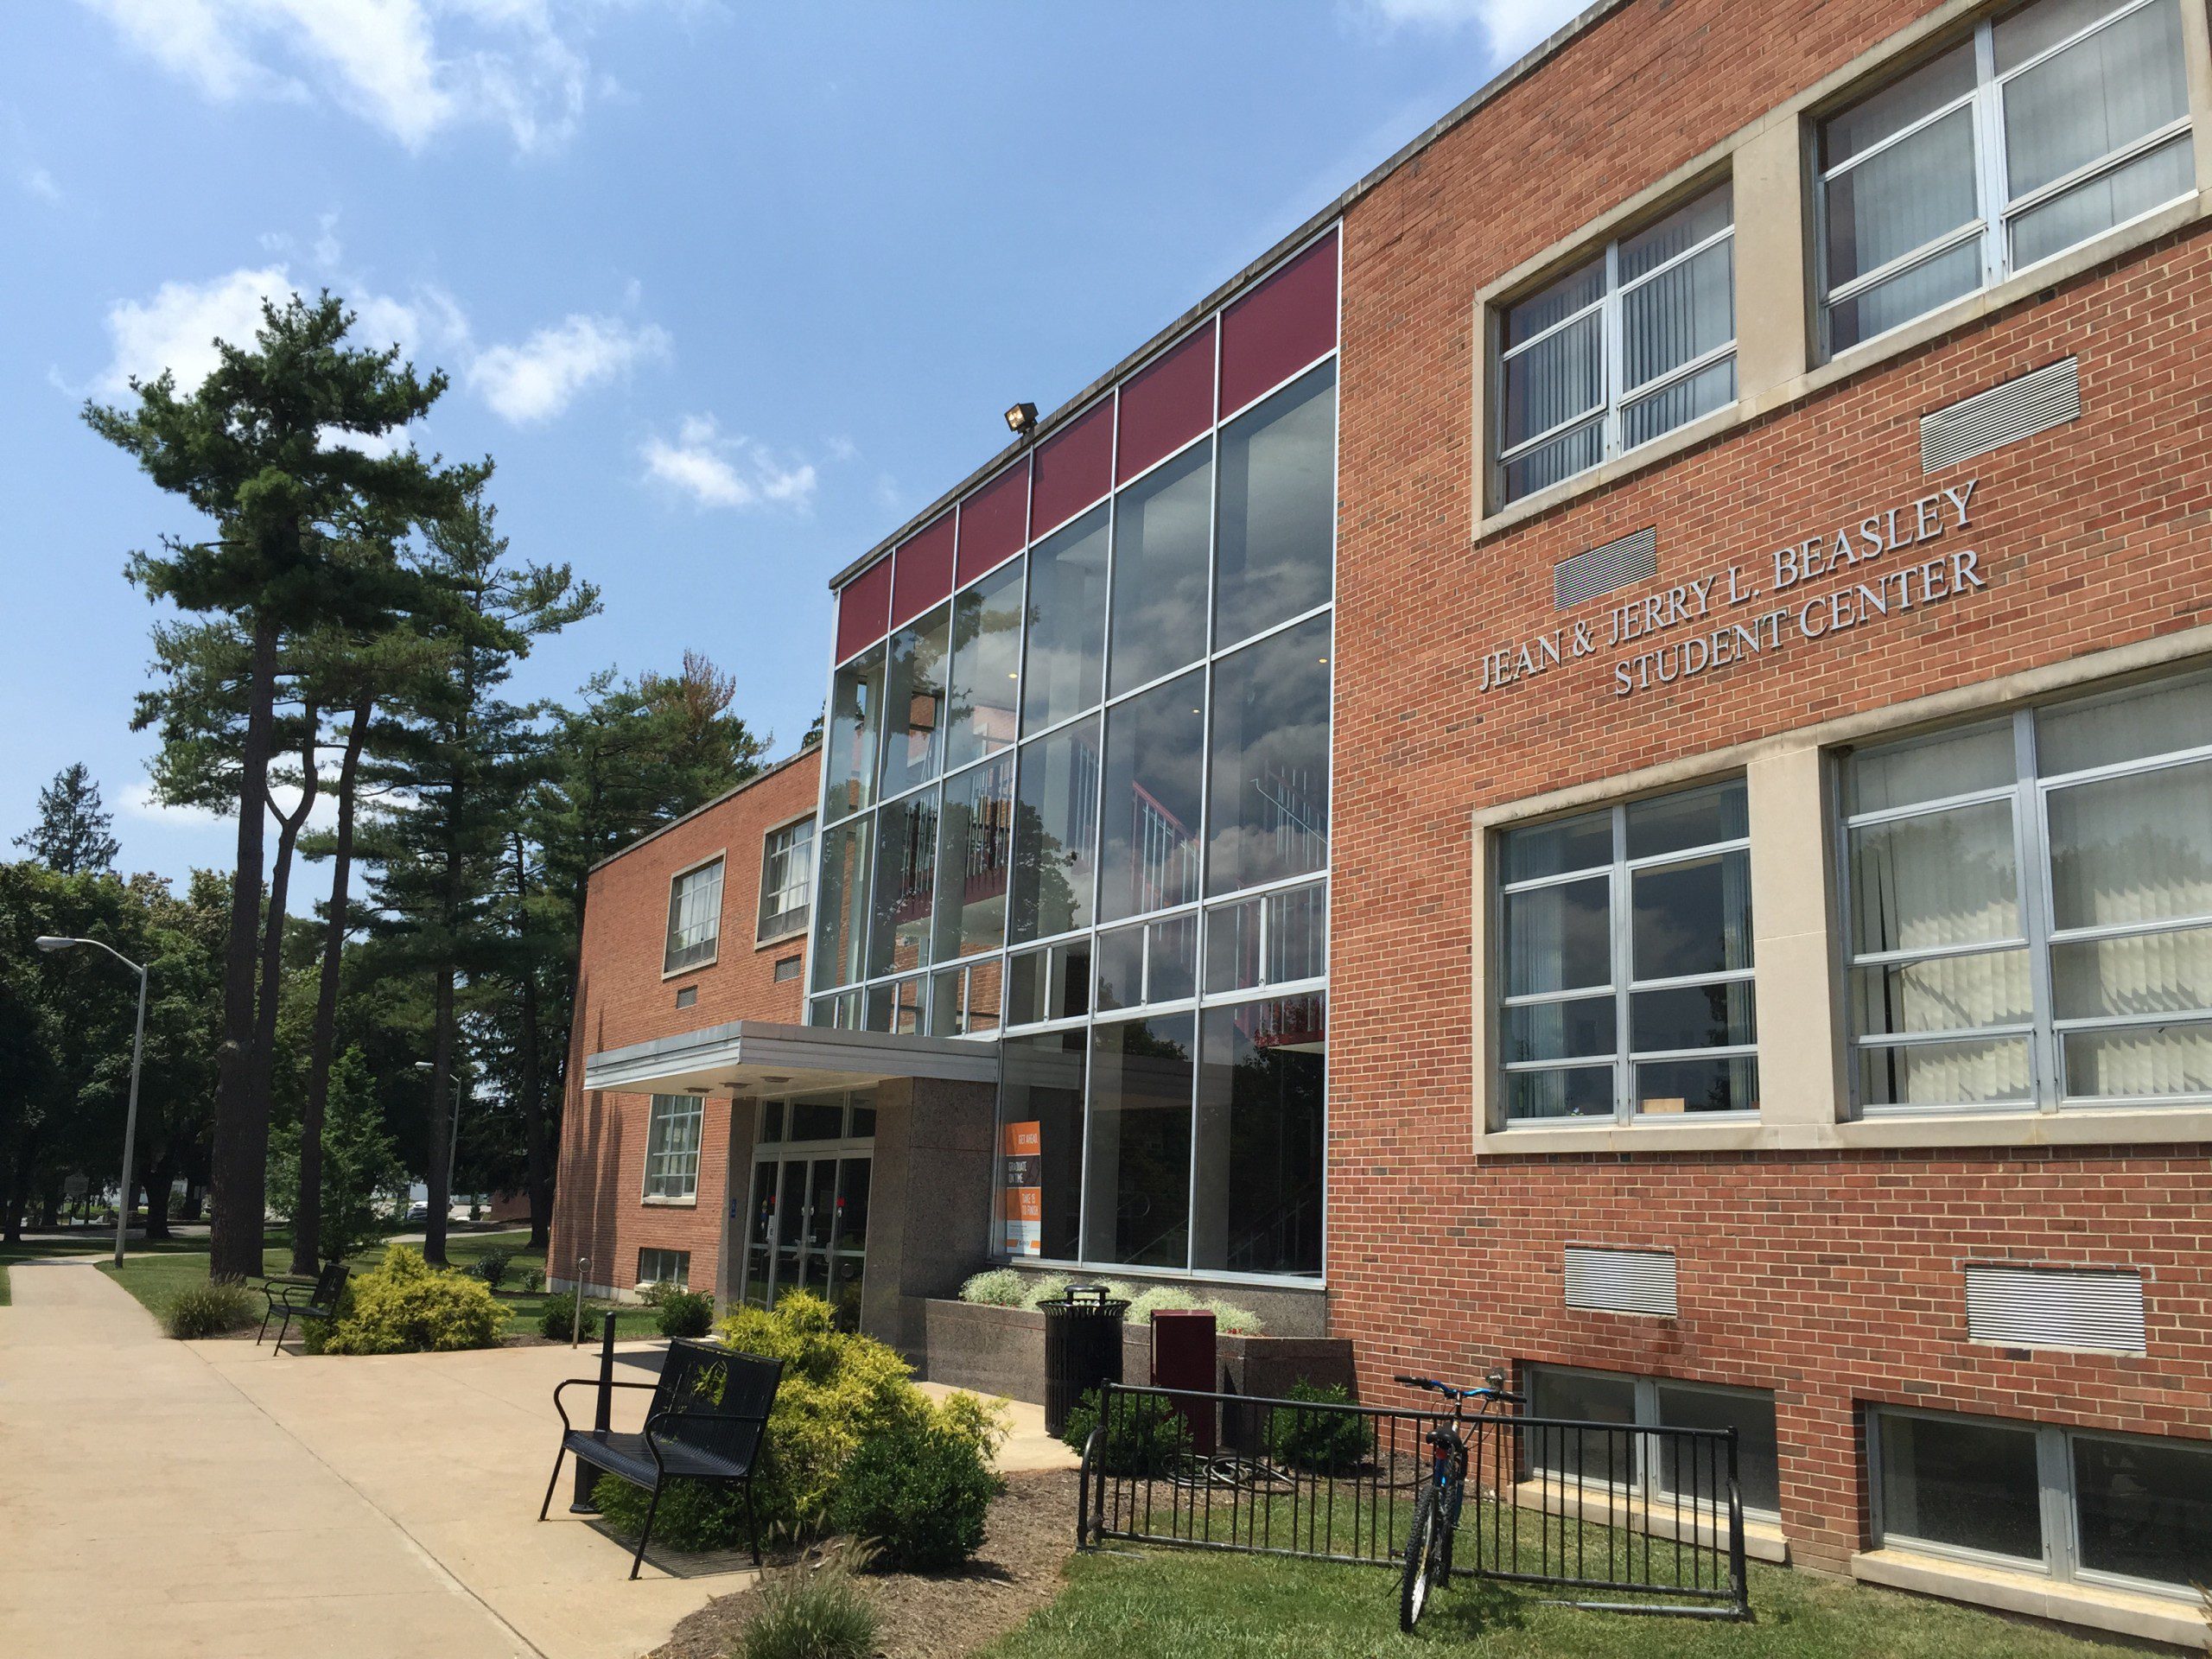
1075 1382 1750 1620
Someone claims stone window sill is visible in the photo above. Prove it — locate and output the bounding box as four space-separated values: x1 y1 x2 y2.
1851 1548 2206 1649
1471 1105 2212 1159
640 1194 698 1209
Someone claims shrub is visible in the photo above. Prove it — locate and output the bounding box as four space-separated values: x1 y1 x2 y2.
470 1248 516 1293
830 1394 1008 1570
521 1267 545 1294
741 1562 876 1659
594 1294 944 1552
957 1268 1028 1307
1205 1299 1264 1335
657 1289 715 1339
538 1292 603 1343
1018 1272 1071 1309
162 1279 259 1340
1268 1379 1371 1474
1060 1387 1192 1476
319 1246 505 1354
636 1279 679 1308
1122 1285 1198 1325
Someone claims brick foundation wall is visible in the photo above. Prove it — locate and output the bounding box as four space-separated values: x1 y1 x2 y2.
550 748 818 1297
1325 0 2212 1574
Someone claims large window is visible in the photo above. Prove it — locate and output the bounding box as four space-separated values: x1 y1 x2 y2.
1526 1364 1782 1515
879 603 950 798
1844 673 2212 1113
1496 183 1736 505
664 856 724 975
810 234 1338 1279
759 817 814 942
1817 0 2193 353
1497 779 1758 1122
1871 1407 2212 1595
642 1094 703 1201
637 1247 690 1290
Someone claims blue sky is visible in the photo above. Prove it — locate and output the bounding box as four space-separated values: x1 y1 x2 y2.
2 0 1576 908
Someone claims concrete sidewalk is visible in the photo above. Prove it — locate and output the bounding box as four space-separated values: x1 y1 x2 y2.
0 1258 732 1659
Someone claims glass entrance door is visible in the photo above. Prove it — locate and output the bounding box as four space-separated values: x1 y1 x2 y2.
744 1154 871 1325
739 1090 875 1326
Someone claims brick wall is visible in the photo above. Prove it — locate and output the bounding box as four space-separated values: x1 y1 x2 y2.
1328 0 2212 1570
550 748 818 1297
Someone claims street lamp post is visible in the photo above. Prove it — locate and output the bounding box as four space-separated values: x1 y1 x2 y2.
414 1059 468 1217
36 936 149 1270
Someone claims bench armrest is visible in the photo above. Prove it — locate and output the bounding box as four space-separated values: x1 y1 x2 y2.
551 1376 659 1435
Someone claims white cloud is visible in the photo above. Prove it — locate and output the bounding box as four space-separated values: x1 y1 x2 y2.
120 778 223 827
98 264 295 395
468 312 668 423
642 415 817 512
94 261 468 397
76 0 638 153
1348 0 1584 55
22 163 61 201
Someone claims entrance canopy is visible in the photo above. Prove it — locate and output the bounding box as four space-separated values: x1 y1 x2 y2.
582 1019 999 1097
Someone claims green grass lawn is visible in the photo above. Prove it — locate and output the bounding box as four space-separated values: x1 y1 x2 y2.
89 1225 658 1340
978 1544 2159 1659
2 1227 222 1308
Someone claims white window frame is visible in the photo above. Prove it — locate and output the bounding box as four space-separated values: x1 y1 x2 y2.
636 1247 690 1290
1493 181 1738 505
757 814 816 945
1840 672 2212 1116
1815 0 2196 359
1868 1404 2212 1601
1497 781 1758 1126
641 1093 704 1204
663 853 725 977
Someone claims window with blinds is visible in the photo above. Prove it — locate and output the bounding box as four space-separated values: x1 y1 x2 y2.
1817 0 2195 355
664 856 724 974
643 1096 704 1201
1496 182 1737 505
759 818 815 942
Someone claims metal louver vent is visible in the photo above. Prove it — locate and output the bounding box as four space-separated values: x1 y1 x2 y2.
1964 1264 2145 1354
1564 1246 1678 1317
1921 358 2079 472
1555 526 1658 609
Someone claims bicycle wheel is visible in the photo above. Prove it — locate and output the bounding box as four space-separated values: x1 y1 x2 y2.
1399 1484 1446 1632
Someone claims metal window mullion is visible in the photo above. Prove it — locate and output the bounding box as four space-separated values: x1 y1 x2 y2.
2037 1424 2075 1581
1994 0 2167 89
1847 934 2032 969
1972 21 2010 286
1611 804 1634 1122
1820 87 1984 185
1824 220 1989 305
1497 404 1606 467
1623 834 1752 874
1626 966 1757 994
1498 292 1606 362
1619 337 1738 410
2001 115 2194 220
2014 710 2063 1112
1601 239 1624 461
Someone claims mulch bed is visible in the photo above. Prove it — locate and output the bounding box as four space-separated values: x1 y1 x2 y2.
650 1467 1080 1659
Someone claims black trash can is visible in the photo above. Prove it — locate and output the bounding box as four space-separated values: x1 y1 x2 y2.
1039 1284 1128 1438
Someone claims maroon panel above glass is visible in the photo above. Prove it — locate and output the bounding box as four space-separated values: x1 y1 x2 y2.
889 512 955 630
957 462 1029 586
1218 229 1338 418
1116 322 1216 484
834 556 893 664
1028 399 1114 540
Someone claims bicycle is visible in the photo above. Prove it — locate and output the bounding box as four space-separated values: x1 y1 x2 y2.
1393 1368 1523 1632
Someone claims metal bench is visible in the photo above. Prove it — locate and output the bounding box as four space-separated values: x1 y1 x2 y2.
257 1262 349 1353
539 1338 784 1579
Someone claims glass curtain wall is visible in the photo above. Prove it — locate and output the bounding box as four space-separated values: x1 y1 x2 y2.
809 235 1338 1279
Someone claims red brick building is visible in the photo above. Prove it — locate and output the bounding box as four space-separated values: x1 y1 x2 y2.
552 750 819 1301
557 0 2212 1637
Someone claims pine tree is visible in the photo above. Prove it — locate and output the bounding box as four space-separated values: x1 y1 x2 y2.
86 291 472 1280
359 486 595 1264
15 764 120 874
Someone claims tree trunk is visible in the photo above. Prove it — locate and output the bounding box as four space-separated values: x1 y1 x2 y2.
181 1179 204 1224
510 830 553 1250
0 1132 25 1244
209 610 279 1281
143 1147 177 1241
249 702 318 1265
295 690 371 1275
424 968 454 1267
